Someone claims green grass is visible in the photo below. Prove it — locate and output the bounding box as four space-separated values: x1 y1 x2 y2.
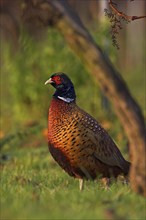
1 146 146 220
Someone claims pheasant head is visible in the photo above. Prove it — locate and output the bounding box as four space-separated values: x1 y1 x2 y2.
45 72 76 103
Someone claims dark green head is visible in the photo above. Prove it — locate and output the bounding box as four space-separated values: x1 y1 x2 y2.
45 72 76 103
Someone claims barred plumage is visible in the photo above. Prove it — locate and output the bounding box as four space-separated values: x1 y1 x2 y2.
45 72 130 189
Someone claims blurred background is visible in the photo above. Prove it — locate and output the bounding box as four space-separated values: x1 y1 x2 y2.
0 0 145 151
1 1 146 219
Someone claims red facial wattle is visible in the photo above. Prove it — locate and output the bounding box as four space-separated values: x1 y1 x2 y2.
52 76 62 85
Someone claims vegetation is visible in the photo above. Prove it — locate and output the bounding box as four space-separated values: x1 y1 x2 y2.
1 146 146 220
1 28 119 134
1 29 145 219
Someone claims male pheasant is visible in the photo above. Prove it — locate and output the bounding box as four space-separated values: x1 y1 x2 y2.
45 72 130 190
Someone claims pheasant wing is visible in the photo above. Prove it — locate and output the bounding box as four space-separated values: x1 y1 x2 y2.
86 127 126 170
78 109 127 170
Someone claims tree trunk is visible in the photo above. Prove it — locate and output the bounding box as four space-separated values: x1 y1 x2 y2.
23 0 146 196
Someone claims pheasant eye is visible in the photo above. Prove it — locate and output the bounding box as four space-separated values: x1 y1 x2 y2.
53 76 62 85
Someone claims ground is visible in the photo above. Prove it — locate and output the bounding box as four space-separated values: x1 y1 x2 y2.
1 146 145 220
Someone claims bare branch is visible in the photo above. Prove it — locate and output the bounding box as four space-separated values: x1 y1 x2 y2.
105 0 146 49
109 0 146 21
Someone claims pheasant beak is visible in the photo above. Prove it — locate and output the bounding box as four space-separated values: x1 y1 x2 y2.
45 78 53 85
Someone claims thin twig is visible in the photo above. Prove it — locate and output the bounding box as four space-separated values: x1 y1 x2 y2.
109 0 146 21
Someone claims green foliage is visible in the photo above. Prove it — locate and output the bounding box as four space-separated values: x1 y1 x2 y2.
1 27 130 151
1 29 102 131
1 146 145 220
1 27 144 134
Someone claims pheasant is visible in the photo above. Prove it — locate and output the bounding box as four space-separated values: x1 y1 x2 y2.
45 72 130 190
